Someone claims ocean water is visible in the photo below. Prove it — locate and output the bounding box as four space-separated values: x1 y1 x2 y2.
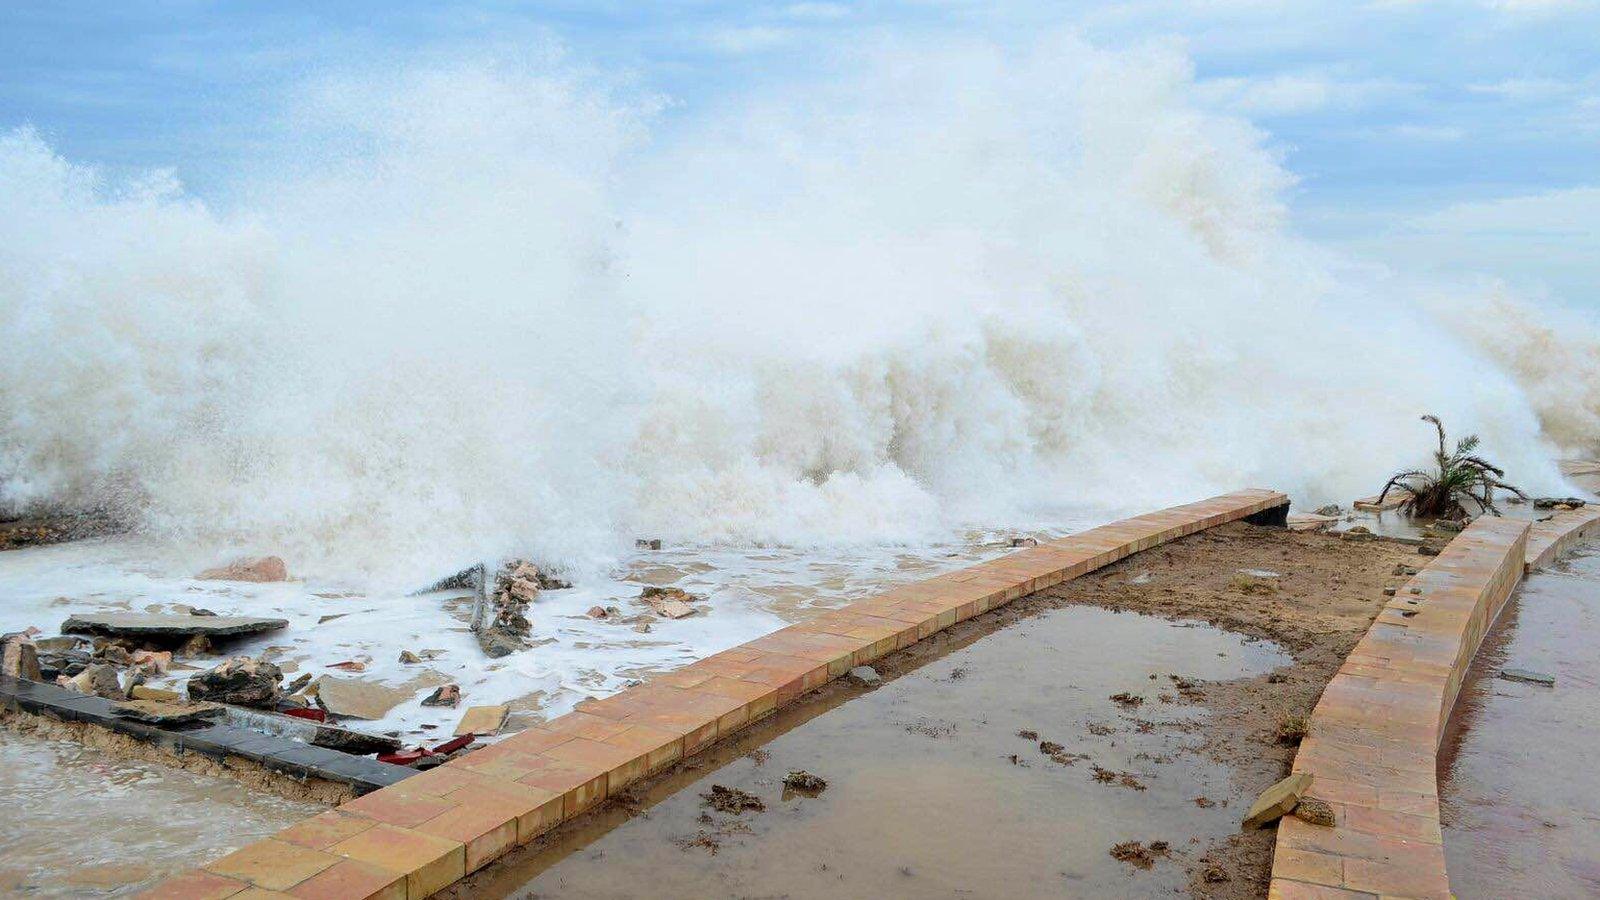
1 34 1595 594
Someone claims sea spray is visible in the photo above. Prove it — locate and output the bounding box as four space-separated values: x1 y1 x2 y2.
0 36 1593 586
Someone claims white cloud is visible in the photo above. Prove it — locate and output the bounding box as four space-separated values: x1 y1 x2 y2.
1482 0 1595 14
781 2 852 20
1195 71 1418 116
702 25 796 55
1467 77 1579 100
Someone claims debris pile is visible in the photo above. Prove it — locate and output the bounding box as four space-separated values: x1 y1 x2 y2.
702 784 765 814
639 586 700 619
473 559 569 657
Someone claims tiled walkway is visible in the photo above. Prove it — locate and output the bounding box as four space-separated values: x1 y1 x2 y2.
142 489 1287 899
1268 505 1600 900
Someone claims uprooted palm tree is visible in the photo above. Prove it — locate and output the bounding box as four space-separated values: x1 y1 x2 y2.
1377 415 1527 518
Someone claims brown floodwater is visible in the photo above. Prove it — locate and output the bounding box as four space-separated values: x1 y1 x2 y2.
454 606 1290 899
1439 543 1600 899
0 730 320 897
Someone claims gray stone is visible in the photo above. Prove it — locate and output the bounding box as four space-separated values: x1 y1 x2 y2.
1 634 42 681
848 666 881 686
62 613 288 640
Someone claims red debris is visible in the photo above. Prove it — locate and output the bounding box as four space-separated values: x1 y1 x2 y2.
283 707 327 723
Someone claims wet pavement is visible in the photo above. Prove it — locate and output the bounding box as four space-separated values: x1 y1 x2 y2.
0 729 319 897
1438 543 1600 899
460 606 1290 899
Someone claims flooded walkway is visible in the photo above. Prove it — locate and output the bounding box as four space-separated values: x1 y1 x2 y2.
455 606 1289 898
0 729 319 896
1439 543 1600 898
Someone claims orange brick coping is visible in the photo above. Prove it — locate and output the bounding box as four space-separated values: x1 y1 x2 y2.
140 489 1285 900
1268 506 1600 900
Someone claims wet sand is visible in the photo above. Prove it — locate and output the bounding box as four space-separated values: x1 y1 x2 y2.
447 522 1417 899
1438 543 1600 898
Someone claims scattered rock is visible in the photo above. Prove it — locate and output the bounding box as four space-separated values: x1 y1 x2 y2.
1499 668 1556 687
129 649 171 674
848 666 881 686
64 663 124 699
702 784 764 814
398 650 422 664
1313 504 1342 516
62 613 288 642
1016 729 1039 740
636 538 662 551
180 634 213 656
454 704 509 736
196 555 288 582
1243 772 1313 829
1039 740 1065 755
586 606 610 619
1009 537 1038 548
1109 692 1144 708
1392 564 1419 576
285 673 313 694
187 657 283 708
316 676 413 720
1382 587 1397 596
1533 497 1586 509
1294 796 1337 826
783 770 827 794
640 586 701 619
1418 543 1443 557
1340 526 1375 543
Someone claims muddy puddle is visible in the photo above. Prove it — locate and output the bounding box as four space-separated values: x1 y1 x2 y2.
0 729 319 896
1439 543 1600 898
454 606 1290 899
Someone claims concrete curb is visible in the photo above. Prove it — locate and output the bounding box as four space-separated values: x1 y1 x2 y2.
1268 505 1600 900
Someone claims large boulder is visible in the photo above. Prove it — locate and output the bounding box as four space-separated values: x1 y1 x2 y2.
186 656 283 708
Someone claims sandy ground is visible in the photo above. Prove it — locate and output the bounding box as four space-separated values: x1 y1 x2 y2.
1028 521 1420 897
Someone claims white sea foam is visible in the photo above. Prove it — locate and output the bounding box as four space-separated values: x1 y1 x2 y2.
1 35 1595 592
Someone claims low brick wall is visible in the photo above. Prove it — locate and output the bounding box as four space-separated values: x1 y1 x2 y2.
142 489 1287 900
1269 506 1600 900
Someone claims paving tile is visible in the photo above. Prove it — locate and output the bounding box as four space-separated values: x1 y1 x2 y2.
340 787 460 829
285 859 404 900
275 810 377 851
330 823 465 899
414 796 521 872
133 870 249 900
205 839 341 891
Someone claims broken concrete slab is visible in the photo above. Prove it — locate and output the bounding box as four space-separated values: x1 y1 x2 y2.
61 613 288 640
111 698 225 725
316 676 415 720
1499 668 1556 687
1243 772 1313 829
130 685 182 702
454 704 509 736
196 555 288 582
421 685 461 708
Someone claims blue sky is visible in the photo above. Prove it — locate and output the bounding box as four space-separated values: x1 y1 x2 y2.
3 0 1596 305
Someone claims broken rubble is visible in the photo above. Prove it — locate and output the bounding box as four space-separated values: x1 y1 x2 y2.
848 665 881 686
1 633 43 681
1243 772 1313 829
1499 668 1556 687
640 586 701 619
187 657 283 708
421 684 461 708
196 555 288 582
63 663 123 699
112 699 225 725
